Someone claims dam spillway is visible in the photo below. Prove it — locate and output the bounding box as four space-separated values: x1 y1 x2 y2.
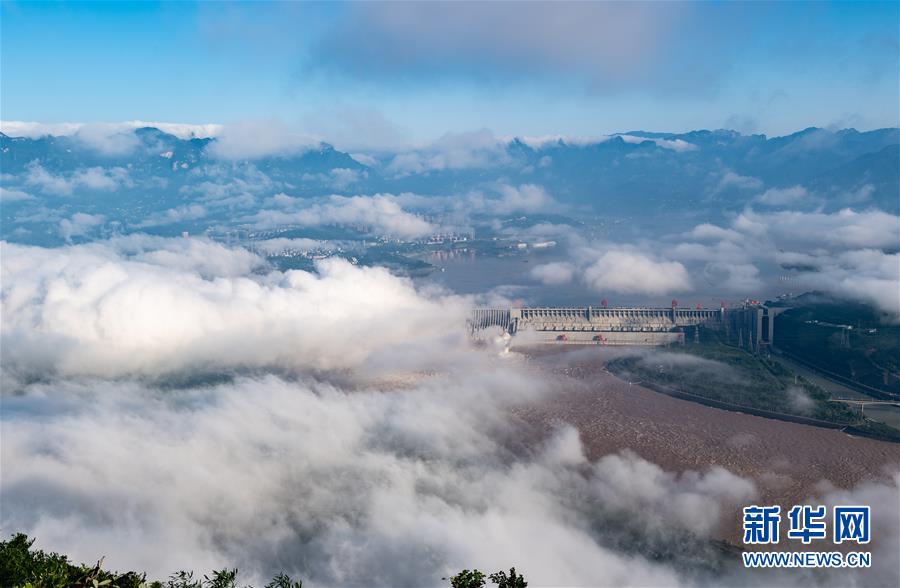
471 305 784 348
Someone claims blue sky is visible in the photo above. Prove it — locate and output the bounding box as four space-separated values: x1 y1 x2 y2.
2 1 898 143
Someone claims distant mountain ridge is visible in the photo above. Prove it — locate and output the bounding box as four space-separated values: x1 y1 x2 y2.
0 126 364 176
2 125 897 246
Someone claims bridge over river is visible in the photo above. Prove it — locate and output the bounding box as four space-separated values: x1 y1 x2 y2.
471 305 786 347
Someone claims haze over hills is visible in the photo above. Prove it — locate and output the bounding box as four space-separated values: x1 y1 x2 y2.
2 125 897 247
3 122 897 318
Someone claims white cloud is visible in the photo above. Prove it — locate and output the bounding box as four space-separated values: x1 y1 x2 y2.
736 208 900 250
350 152 379 167
3 232 896 587
685 223 742 242
657 138 697 152
4 236 752 585
73 166 133 190
0 186 34 202
583 250 691 295
375 183 558 222
701 262 762 292
23 162 133 196
110 234 265 279
458 183 557 217
845 183 875 203
179 163 278 209
23 162 77 196
248 194 435 239
488 184 555 215
530 262 575 285
385 130 510 176
811 475 900 588
669 208 900 319
58 212 105 241
329 167 364 189
300 167 368 190
298 106 411 152
0 120 222 140
0 122 198 156
135 204 209 228
796 249 900 321
505 134 607 148
0 370 752 586
714 171 764 194
0 238 465 380
618 134 698 152
70 124 141 156
1 121 84 138
669 240 749 264
206 118 318 160
755 185 810 206
313 2 684 90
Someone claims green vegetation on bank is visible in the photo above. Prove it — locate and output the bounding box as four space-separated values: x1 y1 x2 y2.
605 327 900 441
607 328 857 421
772 295 900 395
0 534 526 588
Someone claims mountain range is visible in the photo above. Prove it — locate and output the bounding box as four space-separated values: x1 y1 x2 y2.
1 125 897 245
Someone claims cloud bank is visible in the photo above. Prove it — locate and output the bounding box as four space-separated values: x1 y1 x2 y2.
2 371 759 586
247 194 435 239
23 162 133 196
0 237 466 382
2 234 898 588
671 207 900 319
206 119 319 160
582 250 692 296
1 120 222 141
0 235 750 587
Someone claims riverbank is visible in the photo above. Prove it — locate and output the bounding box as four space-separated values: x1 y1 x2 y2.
512 346 900 545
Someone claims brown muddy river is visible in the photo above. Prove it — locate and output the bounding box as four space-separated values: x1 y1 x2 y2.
510 346 900 545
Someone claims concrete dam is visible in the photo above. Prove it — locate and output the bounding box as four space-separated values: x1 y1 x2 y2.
471 305 786 348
